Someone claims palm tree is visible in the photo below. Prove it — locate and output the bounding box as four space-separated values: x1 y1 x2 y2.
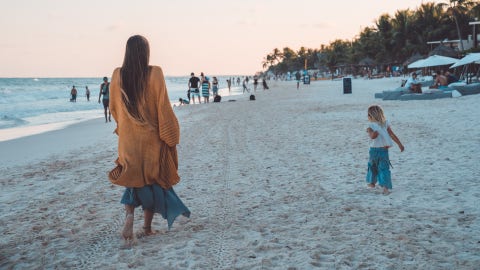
390 9 416 62
375 14 394 64
443 0 476 51
413 3 446 54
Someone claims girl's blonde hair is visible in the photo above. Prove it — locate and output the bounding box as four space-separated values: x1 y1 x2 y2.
368 105 387 126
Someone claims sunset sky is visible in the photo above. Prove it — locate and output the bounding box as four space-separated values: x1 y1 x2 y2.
0 0 442 77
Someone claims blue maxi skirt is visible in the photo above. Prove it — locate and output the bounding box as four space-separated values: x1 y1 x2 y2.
366 147 392 189
121 184 190 229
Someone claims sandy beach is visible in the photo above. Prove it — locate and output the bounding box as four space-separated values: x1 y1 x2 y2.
1 77 479 269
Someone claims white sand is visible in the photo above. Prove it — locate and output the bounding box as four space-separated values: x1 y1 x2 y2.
1 78 479 269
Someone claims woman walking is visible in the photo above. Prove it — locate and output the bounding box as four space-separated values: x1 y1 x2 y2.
108 35 190 241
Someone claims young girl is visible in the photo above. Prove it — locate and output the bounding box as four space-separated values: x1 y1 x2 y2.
366 105 404 194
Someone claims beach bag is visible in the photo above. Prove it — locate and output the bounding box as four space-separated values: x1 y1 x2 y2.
249 94 255 101
214 95 221 102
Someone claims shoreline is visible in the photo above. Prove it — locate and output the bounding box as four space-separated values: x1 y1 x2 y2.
0 84 246 142
1 78 479 268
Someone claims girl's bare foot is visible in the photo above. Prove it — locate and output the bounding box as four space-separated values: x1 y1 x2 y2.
382 188 390 195
122 213 134 240
367 183 375 188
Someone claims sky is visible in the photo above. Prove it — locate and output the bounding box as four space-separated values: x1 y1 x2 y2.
0 0 443 77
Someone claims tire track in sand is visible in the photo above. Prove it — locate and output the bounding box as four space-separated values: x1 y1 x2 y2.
205 104 239 269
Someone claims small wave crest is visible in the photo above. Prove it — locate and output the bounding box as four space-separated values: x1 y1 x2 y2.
0 115 28 129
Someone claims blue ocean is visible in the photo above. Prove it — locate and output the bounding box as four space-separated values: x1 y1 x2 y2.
0 76 245 133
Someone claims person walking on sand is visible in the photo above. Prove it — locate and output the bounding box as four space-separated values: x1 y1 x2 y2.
295 71 301 90
98 77 111 122
108 35 190 241
70 85 77 102
366 105 404 195
212 76 219 96
253 75 258 92
188 72 201 104
85 86 90 101
200 73 211 103
242 77 250 93
227 78 232 92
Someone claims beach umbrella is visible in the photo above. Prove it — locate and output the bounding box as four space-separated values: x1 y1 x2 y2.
358 57 376 66
428 44 459 58
450 53 480 68
408 59 426 69
403 52 424 66
408 55 458 68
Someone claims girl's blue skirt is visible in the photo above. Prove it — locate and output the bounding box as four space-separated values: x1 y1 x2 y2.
366 147 392 189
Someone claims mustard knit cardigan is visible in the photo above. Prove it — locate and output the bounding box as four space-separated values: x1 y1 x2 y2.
108 66 180 189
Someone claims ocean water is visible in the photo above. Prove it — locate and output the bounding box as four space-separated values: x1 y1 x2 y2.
0 76 246 140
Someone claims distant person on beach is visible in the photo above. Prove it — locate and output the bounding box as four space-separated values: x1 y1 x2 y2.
85 86 90 101
242 78 249 93
253 75 258 92
295 71 301 89
188 72 201 104
108 35 190 241
70 86 77 102
262 79 269 90
445 71 458 85
227 78 232 92
431 70 448 89
178 98 189 105
201 73 211 103
212 76 219 96
236 77 240 86
98 77 111 122
404 73 421 93
366 105 404 195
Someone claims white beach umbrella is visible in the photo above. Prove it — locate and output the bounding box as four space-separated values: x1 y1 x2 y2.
450 53 480 68
408 59 426 69
408 55 458 68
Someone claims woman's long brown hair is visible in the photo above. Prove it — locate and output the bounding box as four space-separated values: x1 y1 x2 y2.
120 35 150 123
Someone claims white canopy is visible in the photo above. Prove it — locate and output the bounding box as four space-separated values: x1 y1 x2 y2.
408 55 458 68
450 53 480 68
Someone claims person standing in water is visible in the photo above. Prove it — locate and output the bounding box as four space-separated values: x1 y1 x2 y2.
85 86 90 101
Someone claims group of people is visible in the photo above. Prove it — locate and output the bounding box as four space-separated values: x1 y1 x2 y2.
70 86 91 102
68 78 111 123
405 70 458 93
182 74 269 105
186 72 220 104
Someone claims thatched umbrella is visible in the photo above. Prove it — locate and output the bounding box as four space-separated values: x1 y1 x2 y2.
403 52 424 66
358 57 376 66
428 45 459 58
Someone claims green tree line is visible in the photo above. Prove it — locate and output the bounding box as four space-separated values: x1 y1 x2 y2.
262 0 480 75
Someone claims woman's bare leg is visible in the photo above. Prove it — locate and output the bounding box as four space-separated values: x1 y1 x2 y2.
122 205 135 240
143 209 156 235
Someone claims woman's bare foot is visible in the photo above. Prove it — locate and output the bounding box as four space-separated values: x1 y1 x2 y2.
382 188 391 195
143 226 158 236
122 213 134 240
367 183 375 188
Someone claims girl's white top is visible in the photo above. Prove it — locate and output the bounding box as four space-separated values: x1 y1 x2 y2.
369 120 393 148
